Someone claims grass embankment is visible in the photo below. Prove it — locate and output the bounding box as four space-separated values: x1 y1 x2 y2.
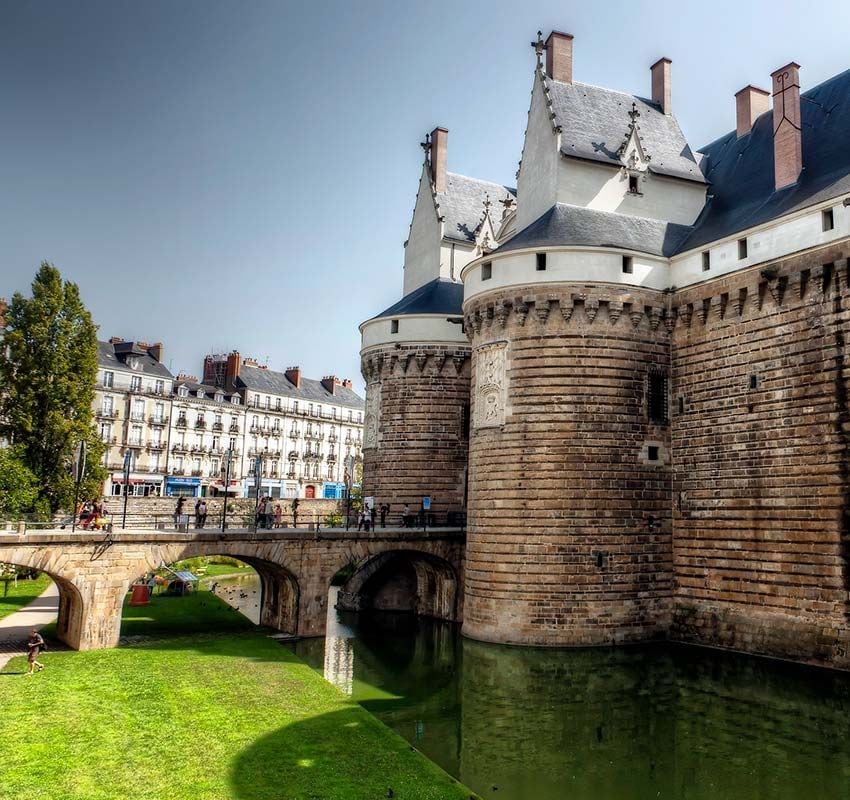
0 573 52 620
0 586 476 800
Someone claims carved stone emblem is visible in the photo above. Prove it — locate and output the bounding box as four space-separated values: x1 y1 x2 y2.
474 342 507 429
363 383 381 448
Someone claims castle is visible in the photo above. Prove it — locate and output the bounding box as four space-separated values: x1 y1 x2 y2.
360 29 850 668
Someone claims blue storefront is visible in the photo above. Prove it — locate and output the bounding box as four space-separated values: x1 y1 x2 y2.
323 482 346 499
165 476 201 497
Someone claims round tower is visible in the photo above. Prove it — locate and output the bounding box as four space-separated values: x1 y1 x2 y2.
359 281 471 519
460 242 675 646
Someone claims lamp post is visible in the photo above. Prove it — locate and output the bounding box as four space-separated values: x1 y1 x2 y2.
71 440 86 533
221 449 232 533
121 449 132 529
253 455 263 532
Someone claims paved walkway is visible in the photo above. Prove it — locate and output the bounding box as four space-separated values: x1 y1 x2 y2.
0 582 59 669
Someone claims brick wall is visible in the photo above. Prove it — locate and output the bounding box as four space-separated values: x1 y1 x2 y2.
670 243 850 668
462 285 674 646
361 344 471 516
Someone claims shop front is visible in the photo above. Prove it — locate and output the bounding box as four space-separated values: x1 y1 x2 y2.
165 476 201 497
110 474 164 497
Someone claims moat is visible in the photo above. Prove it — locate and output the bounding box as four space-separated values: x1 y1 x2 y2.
215 577 850 799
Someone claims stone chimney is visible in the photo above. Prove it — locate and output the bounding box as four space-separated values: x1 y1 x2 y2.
770 62 803 190
285 366 302 389
321 375 338 395
109 336 122 344
147 342 164 363
341 379 353 389
545 31 573 84
735 85 770 138
430 127 448 193
651 58 672 115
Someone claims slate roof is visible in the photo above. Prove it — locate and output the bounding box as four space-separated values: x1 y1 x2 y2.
497 203 693 258
235 365 364 410
373 278 464 319
97 341 173 379
173 379 240 403
437 173 516 243
679 68 850 252
548 79 705 184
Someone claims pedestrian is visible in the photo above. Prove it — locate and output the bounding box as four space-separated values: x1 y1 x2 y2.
402 504 411 528
370 505 377 530
26 629 46 675
380 503 388 528
274 503 282 528
357 510 364 531
147 573 156 598
197 499 208 529
292 497 300 528
174 496 185 527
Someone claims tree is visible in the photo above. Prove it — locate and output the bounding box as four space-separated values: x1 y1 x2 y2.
0 447 38 516
0 263 105 512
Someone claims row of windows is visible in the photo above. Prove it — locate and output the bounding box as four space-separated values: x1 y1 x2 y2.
702 208 837 273
479 253 637 280
250 394 360 422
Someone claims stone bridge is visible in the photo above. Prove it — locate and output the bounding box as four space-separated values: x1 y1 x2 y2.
0 527 465 651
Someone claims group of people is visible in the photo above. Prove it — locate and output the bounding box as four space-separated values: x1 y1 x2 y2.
77 499 109 530
357 503 392 531
255 497 300 529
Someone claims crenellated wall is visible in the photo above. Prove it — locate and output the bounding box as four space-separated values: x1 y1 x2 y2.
461 284 675 647
668 241 850 667
361 344 471 517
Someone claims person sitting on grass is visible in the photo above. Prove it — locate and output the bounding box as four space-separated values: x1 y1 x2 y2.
26 629 46 675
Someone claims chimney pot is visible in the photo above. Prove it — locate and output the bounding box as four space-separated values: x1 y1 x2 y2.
735 85 770 138
285 366 302 389
321 375 337 395
770 62 803 191
342 378 353 390
430 127 448 193
147 342 164 363
651 58 672 115
545 31 573 84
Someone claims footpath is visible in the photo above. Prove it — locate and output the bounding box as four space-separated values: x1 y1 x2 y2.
0 582 59 669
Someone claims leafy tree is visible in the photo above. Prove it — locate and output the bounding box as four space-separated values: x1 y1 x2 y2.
0 263 105 512
0 447 38 515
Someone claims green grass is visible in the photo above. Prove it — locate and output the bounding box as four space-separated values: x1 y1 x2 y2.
0 573 51 620
197 563 254 577
0 590 477 800
120 589 255 638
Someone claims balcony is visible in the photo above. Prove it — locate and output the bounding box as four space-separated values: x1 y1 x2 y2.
176 417 188 428
249 425 262 435
194 420 206 430
129 412 145 422
172 444 188 454
328 433 337 443
96 409 119 419
147 466 161 474
190 445 208 455
148 415 168 426
288 431 298 439
147 442 165 451
171 468 186 476
212 422 223 432
327 454 337 463
229 424 240 434
127 440 143 448
286 471 296 479
209 446 222 456
191 469 203 477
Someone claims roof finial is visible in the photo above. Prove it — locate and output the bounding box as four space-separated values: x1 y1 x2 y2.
628 102 641 126
530 31 545 66
420 131 431 155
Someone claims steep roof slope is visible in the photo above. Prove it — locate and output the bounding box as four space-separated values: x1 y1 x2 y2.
236 365 364 409
679 68 850 251
371 278 464 319
98 341 173 379
437 173 516 243
547 79 705 184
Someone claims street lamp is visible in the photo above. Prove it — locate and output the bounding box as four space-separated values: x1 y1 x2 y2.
221 449 232 532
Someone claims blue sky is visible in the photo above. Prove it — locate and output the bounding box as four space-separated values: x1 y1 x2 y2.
1 0 848 391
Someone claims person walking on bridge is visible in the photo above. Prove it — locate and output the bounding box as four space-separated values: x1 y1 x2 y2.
26 629 46 675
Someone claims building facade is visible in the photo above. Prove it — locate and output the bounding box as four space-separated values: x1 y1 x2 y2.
203 353 364 499
361 29 850 668
95 340 363 500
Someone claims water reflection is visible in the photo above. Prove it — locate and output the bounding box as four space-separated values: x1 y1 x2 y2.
292 605 850 800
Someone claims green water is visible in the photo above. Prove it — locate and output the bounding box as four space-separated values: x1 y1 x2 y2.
292 605 850 800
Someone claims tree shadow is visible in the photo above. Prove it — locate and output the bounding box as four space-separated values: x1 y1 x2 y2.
228 706 477 800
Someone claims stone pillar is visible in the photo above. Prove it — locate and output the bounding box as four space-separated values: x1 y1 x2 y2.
361 344 471 518
73 579 129 650
462 287 674 646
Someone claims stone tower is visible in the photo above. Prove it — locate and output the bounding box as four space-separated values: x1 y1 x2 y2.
459 32 706 646
359 128 515 518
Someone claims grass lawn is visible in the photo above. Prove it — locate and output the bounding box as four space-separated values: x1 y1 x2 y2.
0 573 52 620
0 590 477 800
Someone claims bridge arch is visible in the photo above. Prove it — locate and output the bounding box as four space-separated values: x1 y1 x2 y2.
128 546 302 637
0 556 84 649
335 549 459 622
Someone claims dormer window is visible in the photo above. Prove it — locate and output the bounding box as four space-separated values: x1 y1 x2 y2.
215 393 223 403
628 175 640 194
178 386 189 397
197 389 205 399
231 396 240 405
